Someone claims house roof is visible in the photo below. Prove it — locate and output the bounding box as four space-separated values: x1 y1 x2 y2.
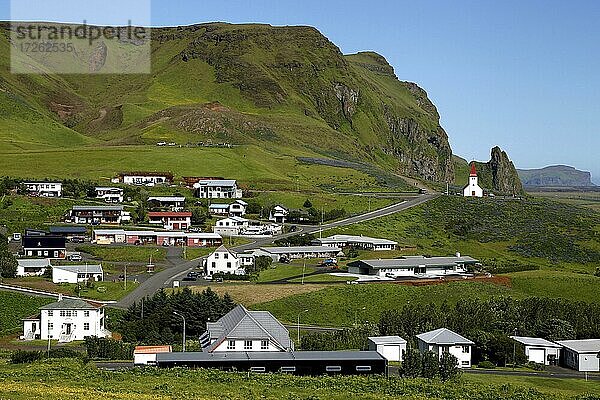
315 235 398 246
350 255 479 270
148 196 186 203
53 265 103 274
156 350 384 363
196 179 237 187
557 339 600 354
510 336 562 348
134 345 172 354
49 226 87 234
72 205 124 211
368 336 407 345
209 204 231 210
40 298 102 310
119 171 173 179
416 328 474 345
25 182 62 185
203 305 292 352
148 212 192 218
17 259 51 268
260 246 342 254
234 200 248 206
470 163 478 177
95 187 123 192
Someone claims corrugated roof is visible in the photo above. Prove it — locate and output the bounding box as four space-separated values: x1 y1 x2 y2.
197 180 237 187
72 205 123 211
148 196 186 202
352 256 479 269
49 226 87 234
557 339 600 354
157 350 384 363
510 336 562 348
316 235 398 246
53 265 103 274
368 336 407 345
17 259 51 268
261 246 342 254
134 346 172 354
416 328 474 345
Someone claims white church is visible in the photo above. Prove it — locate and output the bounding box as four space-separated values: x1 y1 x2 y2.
463 163 484 198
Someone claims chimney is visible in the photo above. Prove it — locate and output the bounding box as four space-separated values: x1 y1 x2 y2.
455 252 461 258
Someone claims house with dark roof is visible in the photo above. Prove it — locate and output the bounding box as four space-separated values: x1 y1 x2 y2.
21 296 110 342
416 328 474 368
22 231 66 259
199 305 294 353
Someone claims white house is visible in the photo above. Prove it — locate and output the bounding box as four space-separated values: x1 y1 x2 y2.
24 182 62 197
204 246 246 276
95 187 124 203
368 336 407 362
68 205 131 225
557 339 600 372
313 235 398 251
133 345 172 366
463 163 484 198
194 179 242 199
16 259 51 277
148 212 192 230
213 217 250 236
209 200 248 217
269 205 289 224
112 172 173 186
21 296 110 342
52 264 104 284
416 328 474 368
510 336 562 366
347 255 478 279
199 305 294 353
148 196 186 211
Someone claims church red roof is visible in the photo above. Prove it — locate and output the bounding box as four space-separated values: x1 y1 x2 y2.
470 163 478 177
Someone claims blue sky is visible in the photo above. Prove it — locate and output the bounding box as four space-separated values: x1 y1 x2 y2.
2 0 599 182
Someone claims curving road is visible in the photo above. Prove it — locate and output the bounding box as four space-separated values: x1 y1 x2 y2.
113 194 439 309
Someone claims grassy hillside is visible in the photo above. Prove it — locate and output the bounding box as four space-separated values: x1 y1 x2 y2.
0 292 53 335
0 23 454 183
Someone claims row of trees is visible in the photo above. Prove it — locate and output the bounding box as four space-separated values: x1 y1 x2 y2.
401 349 460 381
116 288 235 345
0 234 17 278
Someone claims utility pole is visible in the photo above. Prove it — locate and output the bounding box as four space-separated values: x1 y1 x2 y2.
297 309 309 345
173 311 186 352
301 261 306 285
513 327 517 371
47 334 52 357
141 298 144 319
354 306 366 327
124 264 127 291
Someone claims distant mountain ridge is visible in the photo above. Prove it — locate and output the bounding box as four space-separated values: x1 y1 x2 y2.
518 165 596 187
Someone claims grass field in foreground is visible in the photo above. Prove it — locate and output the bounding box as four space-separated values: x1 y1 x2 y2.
0 359 596 400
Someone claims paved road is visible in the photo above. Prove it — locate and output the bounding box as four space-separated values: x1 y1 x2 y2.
113 194 439 309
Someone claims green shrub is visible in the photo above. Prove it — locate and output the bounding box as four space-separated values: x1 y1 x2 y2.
477 360 496 369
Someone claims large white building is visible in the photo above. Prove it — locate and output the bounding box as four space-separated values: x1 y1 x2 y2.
510 336 562 366
313 235 398 251
95 187 124 203
204 246 246 277
24 182 62 197
52 264 104 284
463 163 484 198
112 172 173 186
22 296 110 342
194 179 242 199
416 328 474 368
199 305 294 353
213 217 250 236
347 255 478 279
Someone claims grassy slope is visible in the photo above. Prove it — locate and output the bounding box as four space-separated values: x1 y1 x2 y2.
0 359 595 400
0 292 53 335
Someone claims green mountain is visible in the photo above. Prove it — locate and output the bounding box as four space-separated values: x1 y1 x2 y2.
0 22 454 182
518 165 596 187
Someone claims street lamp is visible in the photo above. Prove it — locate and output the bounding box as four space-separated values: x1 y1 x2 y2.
354 306 366 327
512 327 518 370
297 309 309 345
173 311 186 352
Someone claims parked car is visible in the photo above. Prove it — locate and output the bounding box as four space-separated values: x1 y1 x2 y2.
182 276 197 282
67 253 83 262
69 237 85 243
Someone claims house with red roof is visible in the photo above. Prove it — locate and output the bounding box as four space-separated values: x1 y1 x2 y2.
148 211 192 230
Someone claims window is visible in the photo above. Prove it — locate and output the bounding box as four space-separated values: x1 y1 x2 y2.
356 366 372 372
48 323 53 331
211 262 216 269
227 262 232 269
280 366 296 373
59 311 65 317
250 367 265 373
227 340 235 350
326 366 342 372
224 253 228 259
84 323 90 331
215 253 219 259
84 311 90 317
261 340 269 350
244 340 253 350
73 311 77 317
462 346 470 353
48 311 53 317
461 361 470 366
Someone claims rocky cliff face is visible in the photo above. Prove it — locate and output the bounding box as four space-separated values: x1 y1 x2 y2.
474 147 524 195
518 166 596 187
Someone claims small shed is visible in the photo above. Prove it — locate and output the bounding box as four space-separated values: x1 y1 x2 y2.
557 339 600 372
510 336 562 365
368 336 407 362
134 345 173 366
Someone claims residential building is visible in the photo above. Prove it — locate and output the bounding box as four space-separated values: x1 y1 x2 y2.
112 172 174 186
134 346 173 366
258 246 343 262
510 336 562 366
204 246 245 276
182 176 226 188
68 205 131 225
24 182 62 197
313 235 398 251
269 205 289 224
52 264 104 284
199 305 294 353
21 296 109 342
416 328 474 368
209 200 248 217
16 259 51 277
557 339 600 372
92 229 222 247
148 212 192 230
368 336 407 362
22 232 66 259
463 163 484 198
213 217 250 236
95 187 124 203
347 255 478 279
194 179 242 199
48 226 87 241
148 196 186 211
